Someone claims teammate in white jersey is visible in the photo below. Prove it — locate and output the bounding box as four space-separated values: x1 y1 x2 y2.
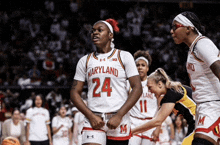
127 50 158 145
26 94 52 145
70 18 142 145
171 11 220 145
52 105 73 145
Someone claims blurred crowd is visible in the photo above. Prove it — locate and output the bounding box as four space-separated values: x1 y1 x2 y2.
1 0 219 89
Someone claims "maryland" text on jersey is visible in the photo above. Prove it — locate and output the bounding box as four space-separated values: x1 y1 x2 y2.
88 66 118 77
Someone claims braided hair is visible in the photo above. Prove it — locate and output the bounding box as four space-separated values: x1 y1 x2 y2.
181 11 205 34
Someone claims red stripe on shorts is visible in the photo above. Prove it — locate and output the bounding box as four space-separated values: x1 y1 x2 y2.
82 127 105 132
107 131 132 140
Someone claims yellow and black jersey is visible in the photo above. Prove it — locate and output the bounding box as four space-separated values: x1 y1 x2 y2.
161 85 196 135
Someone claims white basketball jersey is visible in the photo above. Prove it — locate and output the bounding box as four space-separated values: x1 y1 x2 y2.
74 49 139 112
129 79 158 118
186 36 220 103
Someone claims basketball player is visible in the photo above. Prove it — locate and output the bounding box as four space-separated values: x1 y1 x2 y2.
127 50 158 145
132 68 196 145
70 18 142 145
171 11 220 145
52 105 73 145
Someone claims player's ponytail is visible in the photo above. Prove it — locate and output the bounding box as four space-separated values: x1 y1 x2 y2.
149 68 183 94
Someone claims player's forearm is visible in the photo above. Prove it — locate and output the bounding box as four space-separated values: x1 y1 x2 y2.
70 80 93 119
132 118 161 134
71 90 93 119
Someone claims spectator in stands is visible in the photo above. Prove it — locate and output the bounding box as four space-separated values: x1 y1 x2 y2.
42 52 56 85
172 115 187 145
52 105 73 145
42 53 55 72
3 90 20 111
156 115 175 145
55 64 68 85
26 94 52 145
46 88 62 118
0 102 11 122
44 0 55 13
19 111 26 126
2 109 26 145
29 21 41 38
73 100 86 145
69 1 78 13
20 92 35 113
28 65 41 79
0 90 6 106
17 74 31 88
126 8 135 22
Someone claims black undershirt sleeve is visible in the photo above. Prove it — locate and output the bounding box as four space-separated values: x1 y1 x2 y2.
161 89 183 105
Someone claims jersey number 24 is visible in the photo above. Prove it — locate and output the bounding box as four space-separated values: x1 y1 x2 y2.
92 77 112 97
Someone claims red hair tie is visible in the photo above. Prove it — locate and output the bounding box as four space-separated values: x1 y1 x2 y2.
106 18 120 33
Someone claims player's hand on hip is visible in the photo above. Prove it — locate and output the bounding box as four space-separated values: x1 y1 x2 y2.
89 114 105 130
107 114 122 129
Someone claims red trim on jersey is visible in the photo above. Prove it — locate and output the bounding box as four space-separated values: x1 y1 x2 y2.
190 36 206 62
191 52 204 62
133 134 142 138
130 115 153 120
108 49 117 59
107 131 132 140
117 50 125 70
92 52 98 60
82 127 105 132
142 135 155 141
133 134 158 141
86 53 92 69
195 117 220 137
